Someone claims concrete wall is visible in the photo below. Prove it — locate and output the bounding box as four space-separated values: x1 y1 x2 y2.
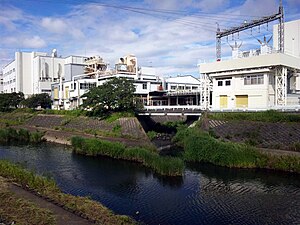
64 64 85 81
273 19 300 57
212 73 272 110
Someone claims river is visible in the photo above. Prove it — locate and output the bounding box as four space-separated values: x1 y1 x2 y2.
0 143 299 225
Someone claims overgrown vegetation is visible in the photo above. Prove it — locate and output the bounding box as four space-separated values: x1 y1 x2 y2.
173 126 300 173
41 109 86 117
0 190 56 225
147 131 158 140
0 127 44 144
105 112 135 123
0 92 25 112
21 93 52 109
0 160 135 225
208 110 300 123
71 136 184 176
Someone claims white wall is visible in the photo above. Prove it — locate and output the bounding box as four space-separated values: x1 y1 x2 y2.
2 60 16 93
212 73 271 110
273 19 300 57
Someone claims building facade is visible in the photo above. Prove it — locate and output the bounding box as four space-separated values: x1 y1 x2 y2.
1 50 86 97
52 55 202 110
199 19 300 111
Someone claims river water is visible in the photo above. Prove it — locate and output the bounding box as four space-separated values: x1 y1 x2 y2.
0 143 299 225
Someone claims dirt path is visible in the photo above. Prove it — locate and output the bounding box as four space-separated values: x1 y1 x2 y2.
0 178 93 225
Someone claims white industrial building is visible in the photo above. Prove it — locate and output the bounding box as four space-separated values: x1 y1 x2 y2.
1 50 86 97
199 18 300 111
52 55 202 110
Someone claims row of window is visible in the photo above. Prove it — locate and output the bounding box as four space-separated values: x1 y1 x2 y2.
216 75 264 86
3 68 15 76
244 75 264 85
2 79 16 85
170 85 199 90
80 83 96 90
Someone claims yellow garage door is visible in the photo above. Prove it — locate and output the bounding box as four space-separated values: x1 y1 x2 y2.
54 87 59 100
65 86 69 99
236 95 248 108
220 95 228 108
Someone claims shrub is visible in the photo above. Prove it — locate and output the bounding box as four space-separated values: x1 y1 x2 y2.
71 136 184 176
147 131 157 140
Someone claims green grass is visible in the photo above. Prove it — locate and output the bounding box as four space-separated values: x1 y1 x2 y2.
147 131 157 140
208 110 300 123
0 160 135 225
173 127 300 173
0 191 56 225
71 136 184 176
41 109 86 117
0 127 44 144
105 112 135 123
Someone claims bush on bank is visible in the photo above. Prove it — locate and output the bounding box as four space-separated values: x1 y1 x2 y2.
0 160 135 225
71 136 184 176
0 127 44 144
174 127 300 173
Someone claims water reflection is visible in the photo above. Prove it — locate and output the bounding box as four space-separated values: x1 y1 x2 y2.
0 144 300 225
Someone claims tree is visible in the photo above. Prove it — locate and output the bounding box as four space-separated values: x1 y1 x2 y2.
0 92 24 112
81 77 137 117
21 93 52 109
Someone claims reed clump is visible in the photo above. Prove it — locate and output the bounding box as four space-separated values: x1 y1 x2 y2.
174 127 300 173
71 136 184 176
0 160 135 225
0 127 44 144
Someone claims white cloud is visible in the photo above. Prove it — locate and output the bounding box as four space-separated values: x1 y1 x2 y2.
1 1 299 76
41 18 67 33
197 0 229 12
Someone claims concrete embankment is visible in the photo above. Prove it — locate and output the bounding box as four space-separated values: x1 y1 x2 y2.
201 117 300 155
9 114 153 148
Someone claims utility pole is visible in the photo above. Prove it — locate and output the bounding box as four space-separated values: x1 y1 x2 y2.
216 1 284 60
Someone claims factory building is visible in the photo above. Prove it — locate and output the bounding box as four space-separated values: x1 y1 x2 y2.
199 19 300 111
1 50 86 97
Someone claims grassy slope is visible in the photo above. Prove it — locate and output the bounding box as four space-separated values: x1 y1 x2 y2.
174 126 300 173
0 160 135 225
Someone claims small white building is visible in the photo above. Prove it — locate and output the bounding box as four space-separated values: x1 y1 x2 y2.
2 50 86 97
199 19 300 111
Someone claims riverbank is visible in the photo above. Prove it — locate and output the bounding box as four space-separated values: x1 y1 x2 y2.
0 160 135 225
172 111 300 174
0 110 154 149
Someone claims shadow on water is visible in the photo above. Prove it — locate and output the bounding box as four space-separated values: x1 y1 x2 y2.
187 161 300 188
71 153 184 190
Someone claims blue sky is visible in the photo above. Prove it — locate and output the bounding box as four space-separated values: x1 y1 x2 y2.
0 0 299 77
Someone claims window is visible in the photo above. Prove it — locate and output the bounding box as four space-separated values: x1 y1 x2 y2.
142 83 147 89
192 86 198 90
244 75 264 85
185 86 191 90
178 86 184 90
225 80 231 86
218 81 223 86
80 82 96 90
171 86 176 90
